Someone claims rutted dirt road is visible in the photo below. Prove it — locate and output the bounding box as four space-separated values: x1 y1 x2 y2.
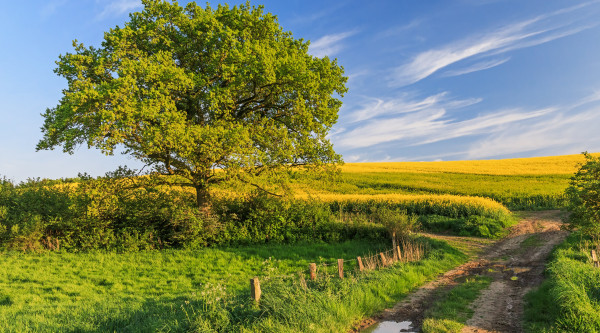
356 210 568 333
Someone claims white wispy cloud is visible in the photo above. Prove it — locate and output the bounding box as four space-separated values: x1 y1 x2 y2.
97 0 142 20
309 30 358 57
465 91 600 158
344 155 363 162
41 0 67 18
289 3 348 25
420 108 554 146
376 19 422 39
347 92 481 123
390 3 598 86
466 108 600 159
571 90 600 108
443 57 510 77
335 106 551 149
334 89 600 162
335 90 600 160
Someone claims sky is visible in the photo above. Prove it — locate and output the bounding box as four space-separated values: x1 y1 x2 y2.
1 0 600 181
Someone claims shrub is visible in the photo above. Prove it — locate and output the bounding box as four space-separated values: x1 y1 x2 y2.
213 193 386 245
565 152 600 238
418 215 513 238
0 177 388 251
370 206 417 250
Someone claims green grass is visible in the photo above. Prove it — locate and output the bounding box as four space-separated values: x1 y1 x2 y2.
524 233 600 333
0 239 384 332
522 234 545 248
421 275 493 333
0 237 469 332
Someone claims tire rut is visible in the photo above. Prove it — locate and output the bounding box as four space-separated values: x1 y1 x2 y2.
354 210 568 333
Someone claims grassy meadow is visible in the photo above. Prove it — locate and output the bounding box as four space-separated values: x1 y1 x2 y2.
0 153 593 331
0 238 467 332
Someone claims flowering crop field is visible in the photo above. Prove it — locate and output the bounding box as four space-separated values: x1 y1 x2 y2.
294 153 597 210
339 154 594 175
298 193 511 219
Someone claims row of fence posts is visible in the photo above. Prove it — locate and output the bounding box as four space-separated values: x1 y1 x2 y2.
250 245 403 303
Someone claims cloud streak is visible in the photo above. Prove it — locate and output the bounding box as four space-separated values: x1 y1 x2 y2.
97 0 141 19
390 3 598 86
333 89 600 162
335 105 552 149
466 108 600 159
41 0 67 18
309 30 357 57
443 57 510 77
347 92 481 123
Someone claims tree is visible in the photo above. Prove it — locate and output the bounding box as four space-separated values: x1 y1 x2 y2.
371 207 417 251
565 152 600 238
37 0 347 209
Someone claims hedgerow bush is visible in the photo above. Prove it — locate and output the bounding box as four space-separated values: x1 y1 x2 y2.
0 175 387 252
0 168 516 252
419 214 514 238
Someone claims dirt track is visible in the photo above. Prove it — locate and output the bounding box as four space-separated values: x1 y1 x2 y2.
356 210 568 333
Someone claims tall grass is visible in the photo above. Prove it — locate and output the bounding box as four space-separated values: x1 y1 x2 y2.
524 233 600 332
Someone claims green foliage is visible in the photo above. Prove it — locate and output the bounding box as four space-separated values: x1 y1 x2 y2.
418 215 515 238
524 233 600 333
38 0 347 206
214 194 386 245
565 152 600 237
370 206 417 240
0 169 518 251
0 176 387 251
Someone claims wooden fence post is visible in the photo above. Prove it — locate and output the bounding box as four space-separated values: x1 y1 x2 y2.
397 246 402 262
250 277 261 303
338 259 344 279
379 252 387 267
309 263 317 280
357 256 364 272
592 250 599 267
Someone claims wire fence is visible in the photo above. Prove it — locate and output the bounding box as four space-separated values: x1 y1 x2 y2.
247 238 428 302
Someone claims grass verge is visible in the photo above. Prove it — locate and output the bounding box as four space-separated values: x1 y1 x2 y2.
524 232 600 333
421 275 492 333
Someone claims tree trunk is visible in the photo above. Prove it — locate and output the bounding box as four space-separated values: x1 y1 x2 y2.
195 184 212 213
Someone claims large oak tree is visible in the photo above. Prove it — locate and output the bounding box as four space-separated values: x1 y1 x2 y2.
38 0 347 208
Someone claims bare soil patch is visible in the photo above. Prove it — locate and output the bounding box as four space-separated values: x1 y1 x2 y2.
354 210 568 333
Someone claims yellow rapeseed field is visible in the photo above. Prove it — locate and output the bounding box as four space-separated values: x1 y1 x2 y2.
341 153 599 175
296 193 511 219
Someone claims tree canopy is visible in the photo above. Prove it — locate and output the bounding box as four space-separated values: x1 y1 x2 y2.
37 0 347 208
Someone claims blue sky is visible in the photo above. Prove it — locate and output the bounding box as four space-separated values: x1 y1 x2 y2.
2 0 600 181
